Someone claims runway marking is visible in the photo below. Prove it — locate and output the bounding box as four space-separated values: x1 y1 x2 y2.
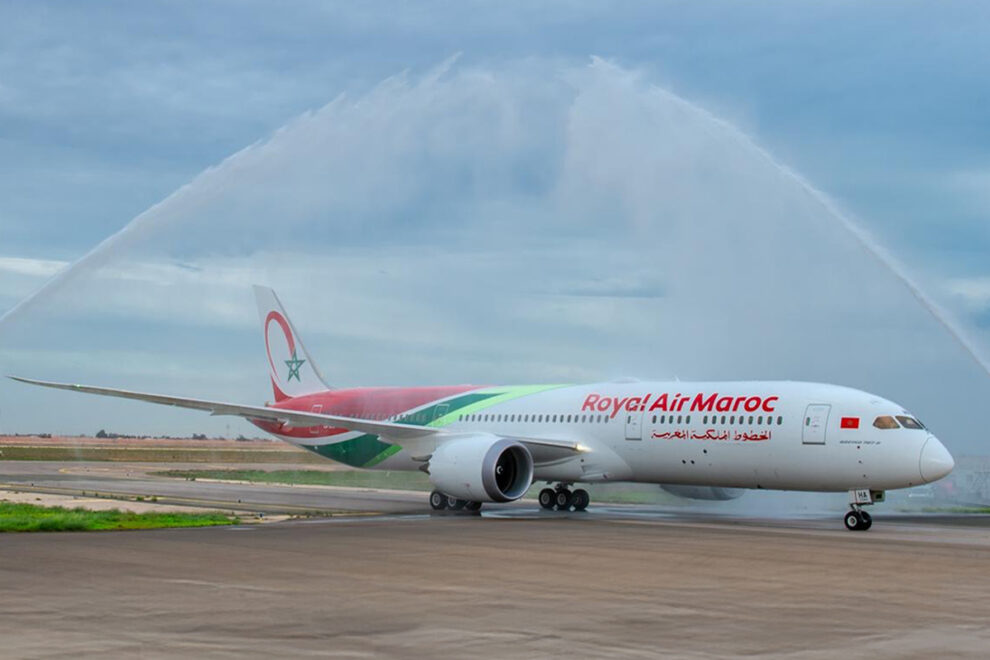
150 578 280 593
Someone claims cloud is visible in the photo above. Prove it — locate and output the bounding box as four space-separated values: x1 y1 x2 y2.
0 256 67 278
945 170 990 218
946 277 990 309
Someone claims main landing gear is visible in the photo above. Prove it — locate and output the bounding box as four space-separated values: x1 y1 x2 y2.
429 490 482 513
843 489 882 531
539 484 590 512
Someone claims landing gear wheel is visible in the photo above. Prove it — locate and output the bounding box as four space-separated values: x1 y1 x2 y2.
843 509 872 531
843 510 860 531
539 488 556 510
448 497 467 511
571 489 590 512
429 490 448 511
858 510 873 530
464 501 483 512
554 488 573 510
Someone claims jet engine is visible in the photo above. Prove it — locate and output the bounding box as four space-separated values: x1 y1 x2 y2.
428 435 534 503
660 485 745 501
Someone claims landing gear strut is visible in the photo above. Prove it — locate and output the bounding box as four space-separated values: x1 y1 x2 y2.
539 484 590 512
844 489 881 531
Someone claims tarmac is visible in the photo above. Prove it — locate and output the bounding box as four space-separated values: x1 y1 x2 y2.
2 461 989 658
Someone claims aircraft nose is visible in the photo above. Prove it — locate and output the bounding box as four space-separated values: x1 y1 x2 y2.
919 436 955 483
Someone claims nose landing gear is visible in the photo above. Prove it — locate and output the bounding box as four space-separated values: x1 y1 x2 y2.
843 508 873 531
844 489 882 531
539 484 590 512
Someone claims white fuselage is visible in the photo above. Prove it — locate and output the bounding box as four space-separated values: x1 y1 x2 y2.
354 381 951 493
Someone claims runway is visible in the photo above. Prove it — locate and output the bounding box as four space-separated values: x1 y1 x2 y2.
2 462 990 658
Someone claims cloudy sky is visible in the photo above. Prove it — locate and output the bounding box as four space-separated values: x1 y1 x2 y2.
1 1 989 453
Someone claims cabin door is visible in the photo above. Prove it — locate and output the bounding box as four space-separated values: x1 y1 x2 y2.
802 404 830 445
625 410 643 441
432 403 450 423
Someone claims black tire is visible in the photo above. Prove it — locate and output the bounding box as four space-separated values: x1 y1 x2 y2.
554 488 573 510
539 488 556 510
572 489 590 511
843 510 861 531
859 510 873 530
464 501 483 512
448 498 467 511
429 490 448 510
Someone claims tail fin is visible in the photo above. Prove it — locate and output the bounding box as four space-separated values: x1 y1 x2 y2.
253 285 330 401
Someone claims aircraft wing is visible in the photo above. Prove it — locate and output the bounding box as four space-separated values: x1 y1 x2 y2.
8 376 585 461
8 376 438 442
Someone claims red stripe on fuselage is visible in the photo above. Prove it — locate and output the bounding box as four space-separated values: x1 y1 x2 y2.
252 385 486 439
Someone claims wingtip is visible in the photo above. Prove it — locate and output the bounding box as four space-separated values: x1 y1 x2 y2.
7 375 61 388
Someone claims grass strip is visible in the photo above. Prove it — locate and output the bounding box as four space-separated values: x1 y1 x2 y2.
920 506 990 514
153 468 434 491
0 502 238 532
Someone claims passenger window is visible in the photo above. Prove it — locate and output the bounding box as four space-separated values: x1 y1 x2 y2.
777 416 782 425
730 416 735 424
895 416 924 430
748 416 753 424
686 415 691 424
758 416 763 424
873 416 900 429
652 415 657 424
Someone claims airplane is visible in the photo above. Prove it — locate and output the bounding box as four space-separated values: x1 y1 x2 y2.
10 286 955 531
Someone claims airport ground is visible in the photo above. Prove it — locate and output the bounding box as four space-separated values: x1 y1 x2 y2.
1 439 989 657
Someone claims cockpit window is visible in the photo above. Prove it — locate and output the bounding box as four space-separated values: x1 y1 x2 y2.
873 416 900 430
895 415 925 430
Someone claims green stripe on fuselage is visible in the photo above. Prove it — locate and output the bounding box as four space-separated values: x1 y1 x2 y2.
301 384 569 468
307 435 400 467
430 384 567 427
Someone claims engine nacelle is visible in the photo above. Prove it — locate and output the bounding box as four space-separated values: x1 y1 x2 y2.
428 436 534 503
660 485 745 501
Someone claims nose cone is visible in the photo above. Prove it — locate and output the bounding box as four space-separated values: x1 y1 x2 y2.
919 436 955 483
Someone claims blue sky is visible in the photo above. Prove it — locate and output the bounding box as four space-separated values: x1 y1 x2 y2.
1 1 989 451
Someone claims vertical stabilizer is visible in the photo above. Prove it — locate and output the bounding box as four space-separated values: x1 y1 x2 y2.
253 285 330 401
